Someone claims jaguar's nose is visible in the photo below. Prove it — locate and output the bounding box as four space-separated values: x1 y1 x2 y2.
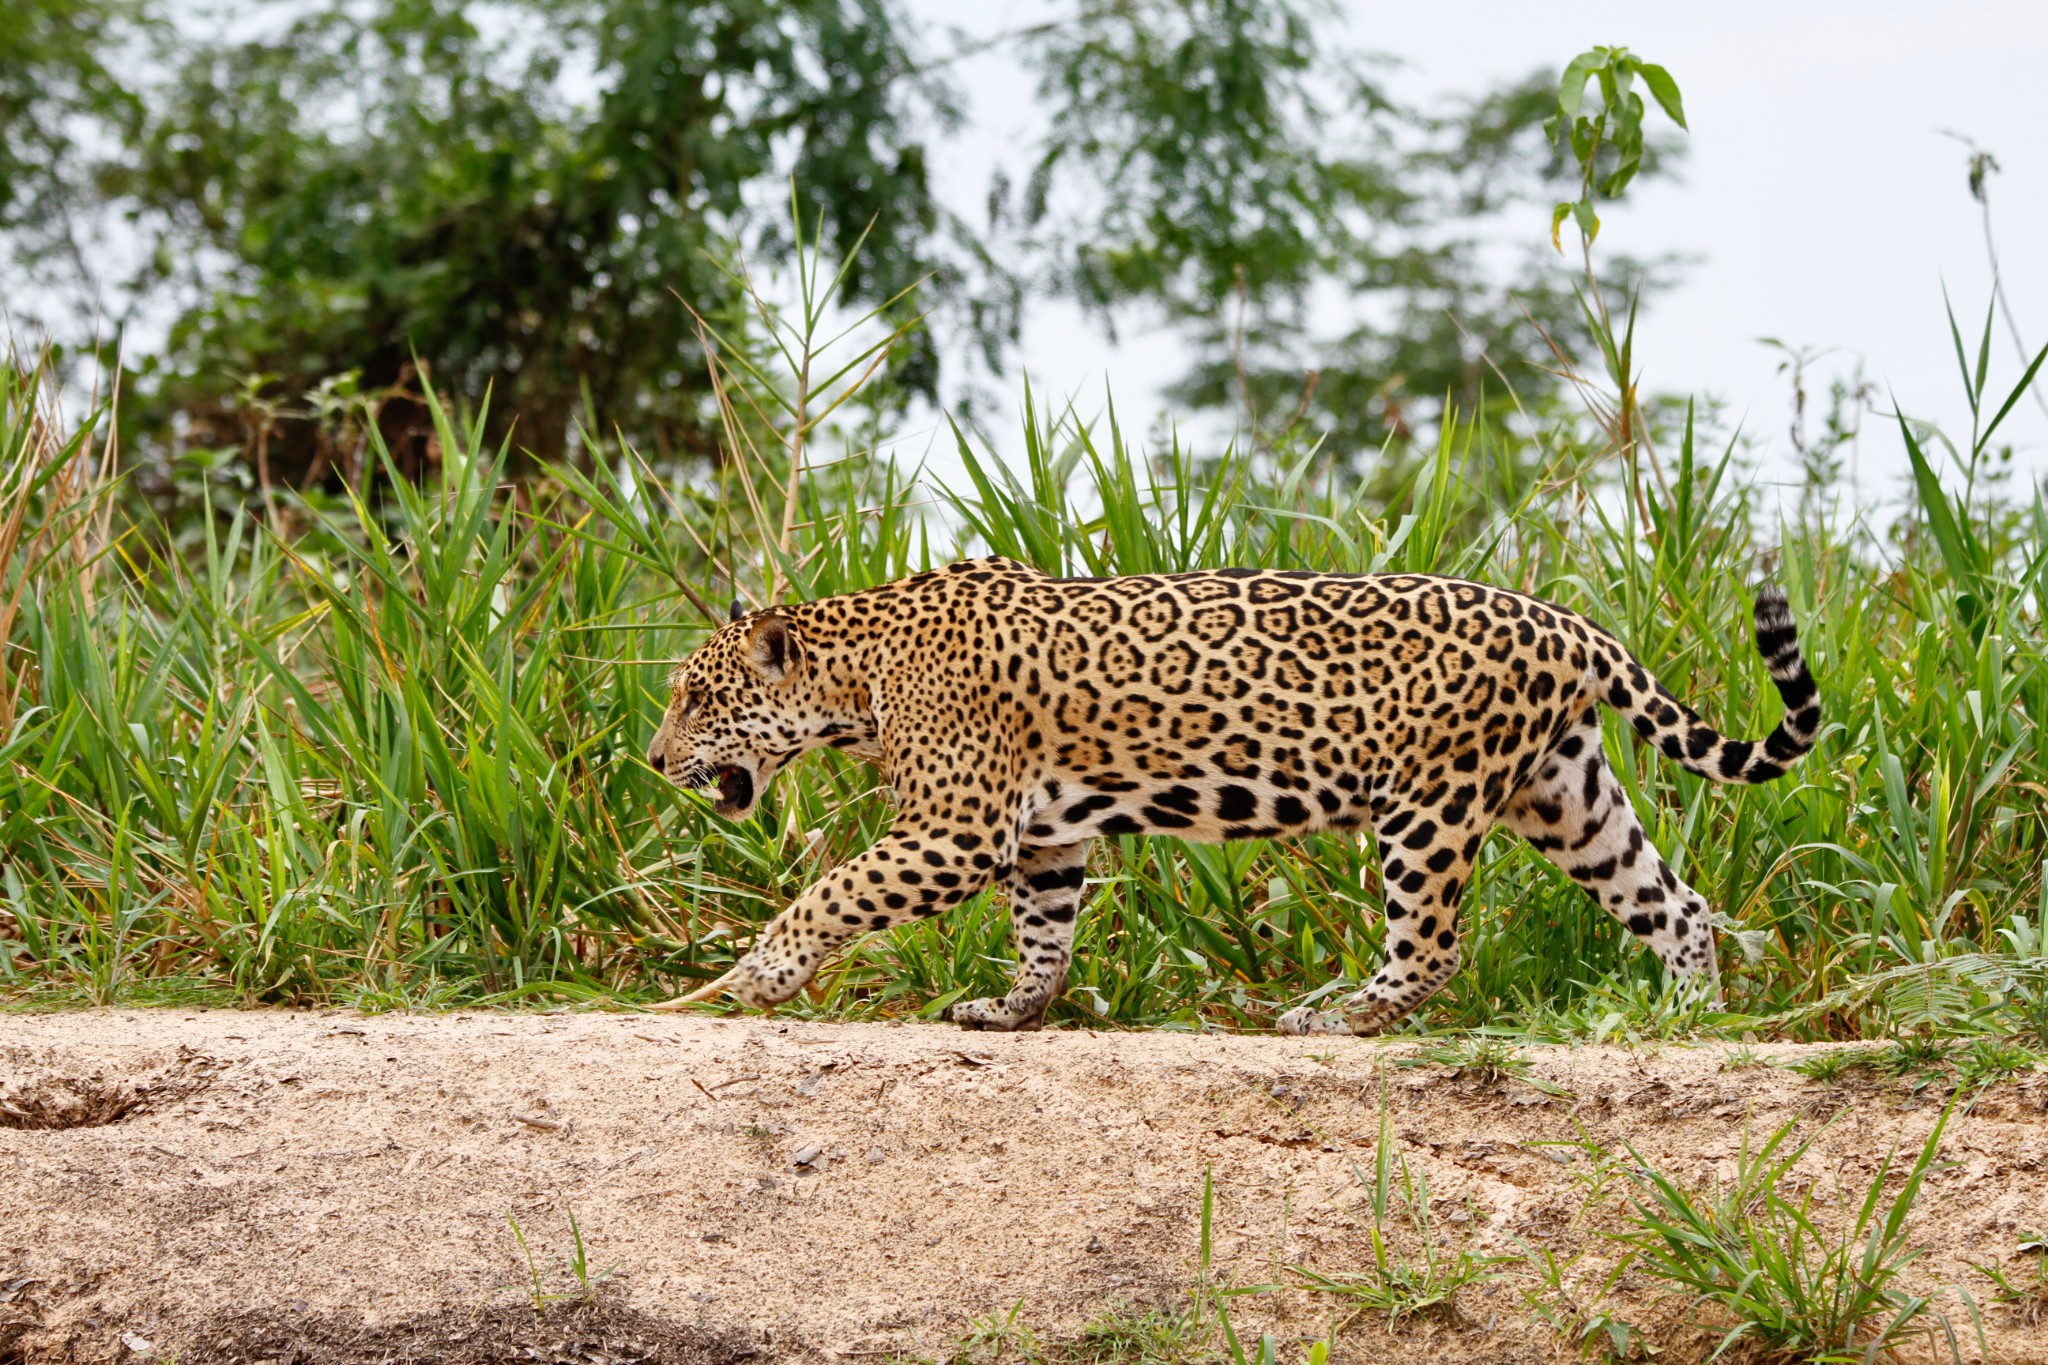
646 742 666 773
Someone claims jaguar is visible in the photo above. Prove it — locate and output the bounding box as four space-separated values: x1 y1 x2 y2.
645 557 1818 1034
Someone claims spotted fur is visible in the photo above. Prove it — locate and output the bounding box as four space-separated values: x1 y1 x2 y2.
646 559 1820 1034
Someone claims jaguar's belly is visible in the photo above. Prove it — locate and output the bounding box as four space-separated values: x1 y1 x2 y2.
1019 772 1378 844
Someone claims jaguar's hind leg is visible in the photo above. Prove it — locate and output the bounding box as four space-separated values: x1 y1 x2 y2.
1278 812 1482 1037
1501 717 1720 1001
953 840 1089 1032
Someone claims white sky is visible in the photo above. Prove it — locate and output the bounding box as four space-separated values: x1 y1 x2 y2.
901 0 2048 502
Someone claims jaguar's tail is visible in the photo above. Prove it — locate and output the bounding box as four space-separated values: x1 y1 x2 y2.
1599 585 1821 785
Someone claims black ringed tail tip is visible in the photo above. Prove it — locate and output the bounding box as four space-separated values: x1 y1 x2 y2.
1604 584 1820 785
1741 583 1822 779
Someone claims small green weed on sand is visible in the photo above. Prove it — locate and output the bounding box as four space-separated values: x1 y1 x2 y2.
1782 1046 1889 1085
1513 1240 1649 1365
500 1205 618 1317
1975 1234 2048 1328
935 1173 1289 1365
1289 1085 1504 1330
1399 1035 1574 1097
1783 1037 2044 1092
1955 1038 2046 1088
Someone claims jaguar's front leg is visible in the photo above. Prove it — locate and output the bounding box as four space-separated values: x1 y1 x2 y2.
953 840 1089 1032
730 825 999 1009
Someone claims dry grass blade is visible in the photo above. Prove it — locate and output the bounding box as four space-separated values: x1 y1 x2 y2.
645 968 740 1010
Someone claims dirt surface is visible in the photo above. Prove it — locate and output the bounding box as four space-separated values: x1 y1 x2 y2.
3 1011 2046 1364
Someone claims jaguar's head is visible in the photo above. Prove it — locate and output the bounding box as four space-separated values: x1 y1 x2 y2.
646 604 849 820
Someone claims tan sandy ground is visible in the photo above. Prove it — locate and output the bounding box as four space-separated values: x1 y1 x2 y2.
3 1010 2046 1364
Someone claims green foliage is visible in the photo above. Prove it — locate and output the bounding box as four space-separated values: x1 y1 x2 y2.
6 233 2048 1034
1023 0 1338 321
1547 46 1687 252
1954 1036 2045 1088
1021 3 1683 461
0 0 143 280
66 0 959 474
1781 1046 1888 1086
6 40 2048 1045
6 1 1685 507
1513 1238 1644 1364
1614 1108 1957 1361
1775 1035 2043 1093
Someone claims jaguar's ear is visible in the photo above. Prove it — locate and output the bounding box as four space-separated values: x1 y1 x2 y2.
729 598 746 623
745 613 803 684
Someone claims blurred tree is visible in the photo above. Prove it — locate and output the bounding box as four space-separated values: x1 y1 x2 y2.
4 0 1678 500
107 0 960 482
1013 0 1680 466
0 0 145 320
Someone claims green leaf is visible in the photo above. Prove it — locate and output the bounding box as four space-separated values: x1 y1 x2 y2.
1639 62 1687 128
1975 336 2048 456
1571 198 1600 245
1975 294 1996 404
1896 405 1980 591
1569 118 1597 164
1943 284 1979 419
1557 49 1603 119
1550 201 1573 252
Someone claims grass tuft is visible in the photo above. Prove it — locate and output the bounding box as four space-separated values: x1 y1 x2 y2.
1613 1105 1957 1361
1290 1081 1504 1329
1398 1035 1575 1097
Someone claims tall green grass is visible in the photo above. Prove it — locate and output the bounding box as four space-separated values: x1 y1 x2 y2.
3 239 2047 1041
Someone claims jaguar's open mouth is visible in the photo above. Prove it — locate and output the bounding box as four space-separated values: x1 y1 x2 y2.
712 765 754 815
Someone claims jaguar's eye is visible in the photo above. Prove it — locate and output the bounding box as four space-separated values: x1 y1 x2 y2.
680 690 704 722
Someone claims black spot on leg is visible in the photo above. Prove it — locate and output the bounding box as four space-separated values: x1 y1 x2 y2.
1400 819 1438 850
